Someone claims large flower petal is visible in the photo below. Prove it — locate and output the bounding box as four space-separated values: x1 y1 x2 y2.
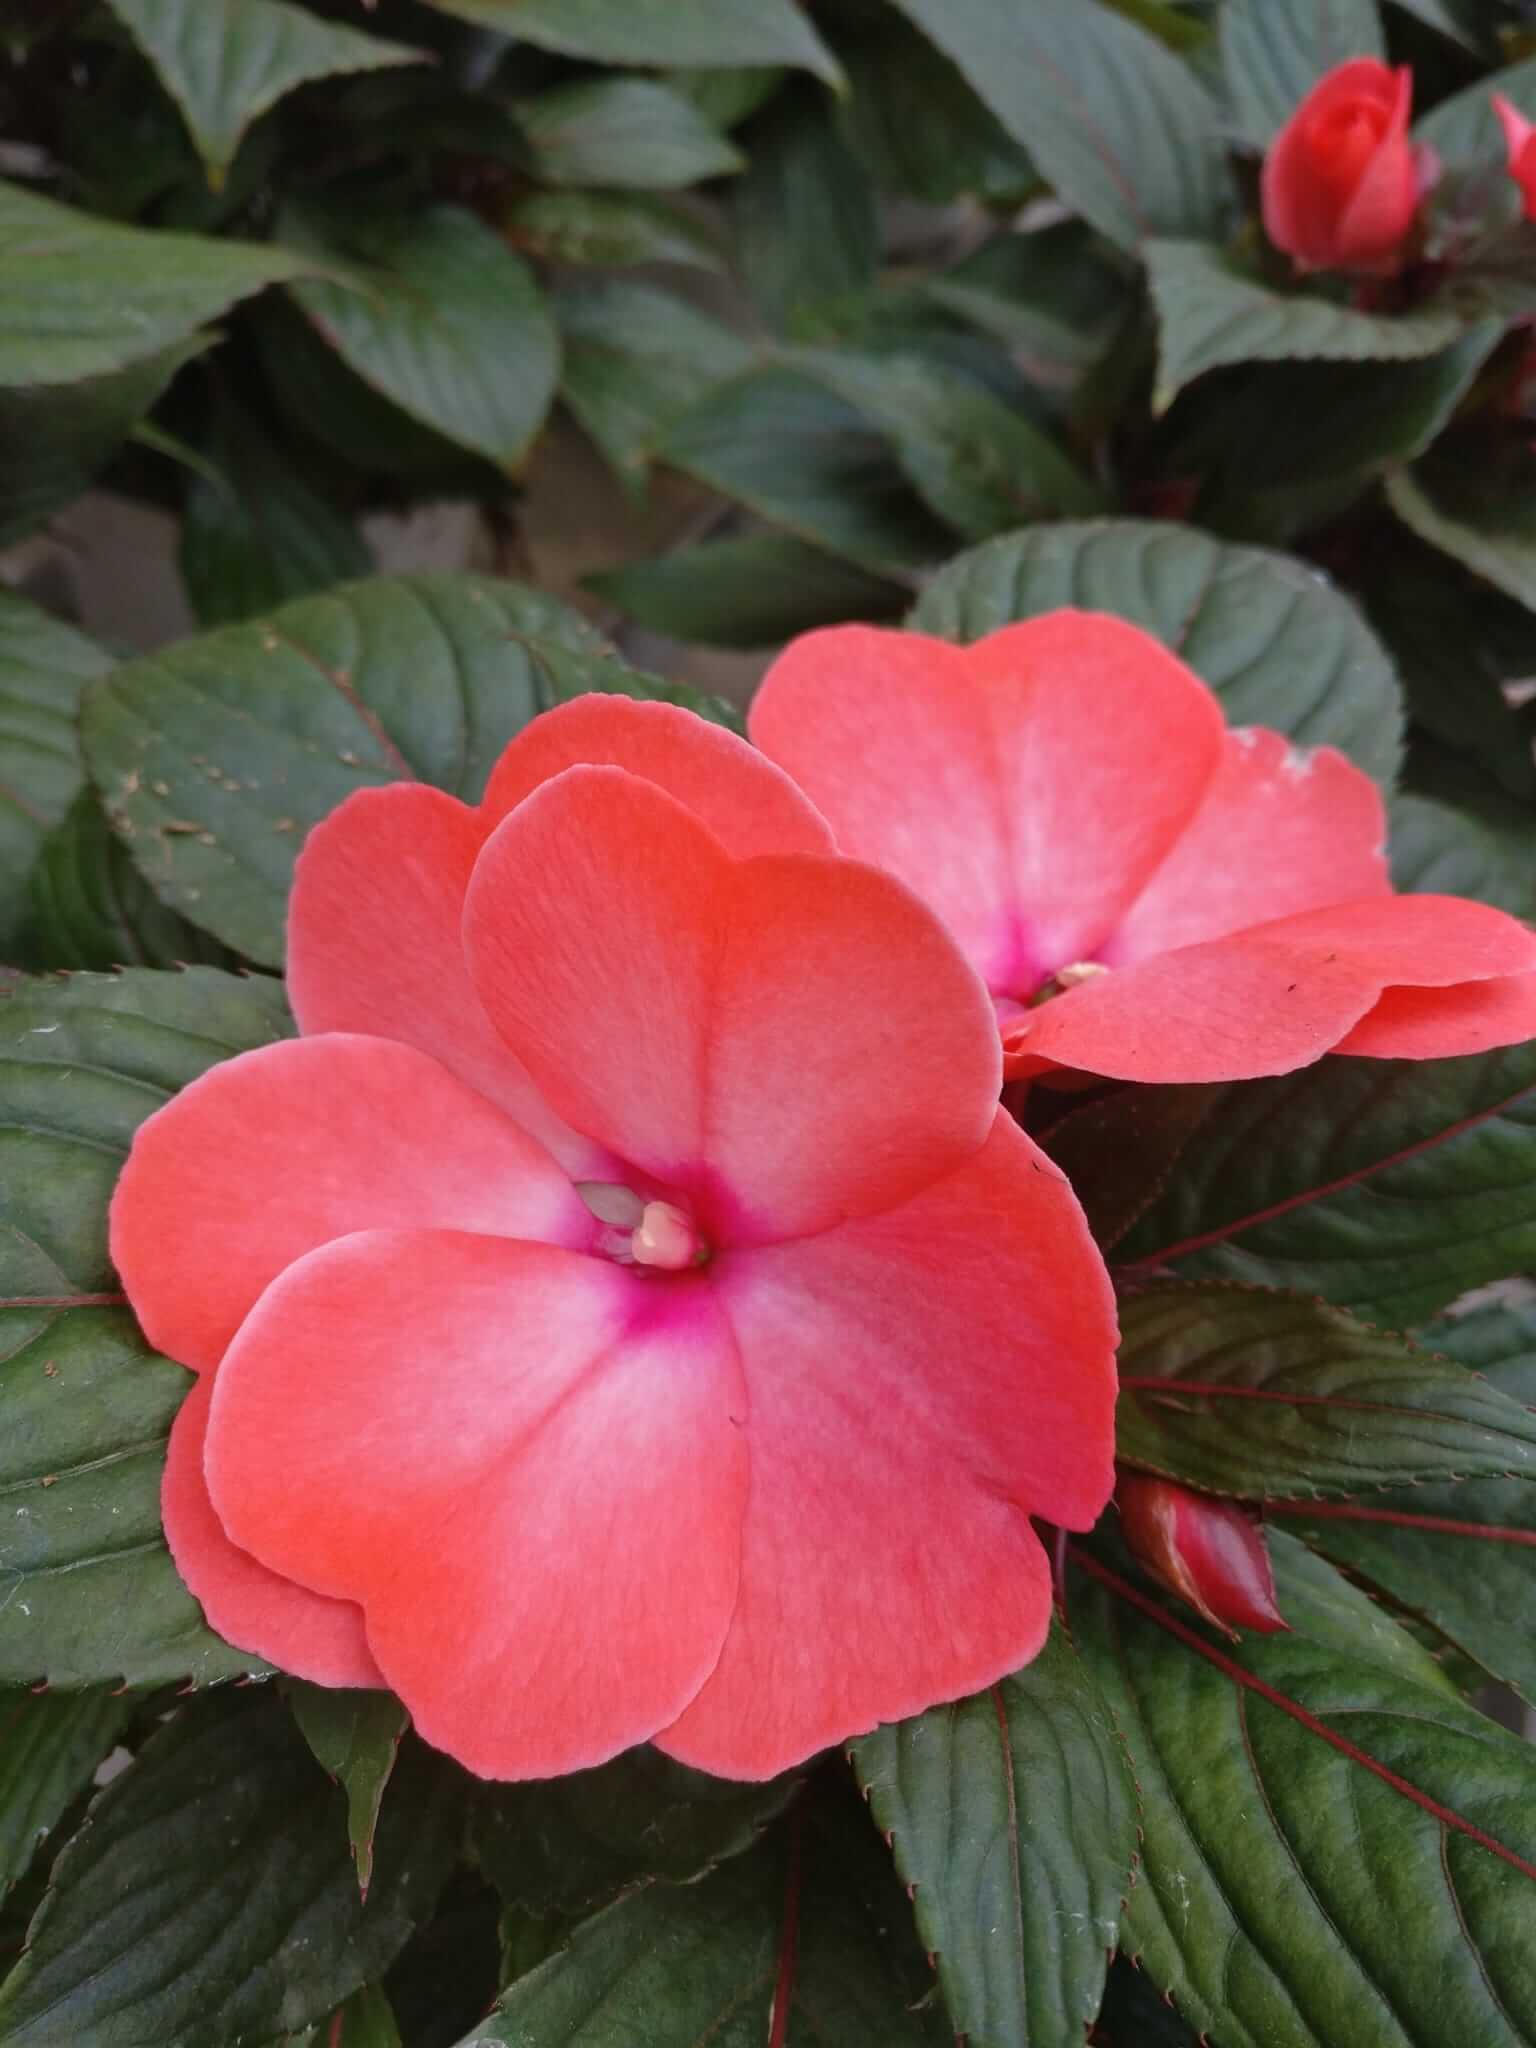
464 768 1001 1244
287 783 609 1174
1335 972 1536 1058
162 1377 382 1688
1104 728 1390 964
657 1115 1118 1779
205 1232 748 1778
111 1035 591 1373
749 614 1225 995
1010 897 1536 1083
480 694 834 856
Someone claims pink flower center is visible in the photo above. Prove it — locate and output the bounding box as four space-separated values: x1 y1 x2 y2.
577 1182 710 1271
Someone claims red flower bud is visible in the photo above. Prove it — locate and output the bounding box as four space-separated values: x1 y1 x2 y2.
1262 59 1422 276
1116 1475 1287 1636
1494 94 1536 221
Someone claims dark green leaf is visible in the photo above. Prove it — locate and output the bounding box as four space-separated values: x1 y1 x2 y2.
416 0 841 85
101 0 425 183
470 1745 799 1920
1416 51 1536 160
589 532 907 648
29 789 237 972
923 223 1135 387
0 177 313 385
0 967 291 1686
1425 1295 1536 1404
666 66 784 132
1392 777 1536 923
288 1687 408 1899
1039 1082 1220 1252
1094 1955 1202 2047
0 594 112 963
1146 240 1463 407
1391 0 1496 51
0 1690 461 2047
795 348 1104 539
1076 1533 1536 2048
0 339 206 552
501 190 724 272
849 1625 1136 2048
0 1691 132 1895
554 277 753 488
659 366 948 573
911 519 1404 784
462 1798 947 2046
733 83 878 337
839 12 1036 204
1116 1042 1536 1329
1220 0 1385 149
1115 1280 1536 1498
1387 431 1536 612
886 0 1230 252
284 200 557 471
516 77 742 189
80 573 611 966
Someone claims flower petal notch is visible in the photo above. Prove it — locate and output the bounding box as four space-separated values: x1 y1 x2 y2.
751 613 1536 1087
114 701 1119 1782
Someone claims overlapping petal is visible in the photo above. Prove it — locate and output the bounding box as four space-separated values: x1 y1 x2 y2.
465 767 1001 1244
205 1232 749 1778
750 614 1224 995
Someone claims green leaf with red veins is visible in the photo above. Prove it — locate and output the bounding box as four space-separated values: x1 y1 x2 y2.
0 967 291 1687
849 1623 1136 2048
1114 1280 1536 1499
1115 1041 1536 1330
1073 1531 1536 2048
910 518 1403 785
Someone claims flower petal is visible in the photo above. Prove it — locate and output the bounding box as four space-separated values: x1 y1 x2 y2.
111 1034 591 1373
749 614 1225 995
1104 728 1389 965
1335 972 1536 1058
480 694 834 856
657 1115 1118 1778
162 1376 382 1688
1011 896 1536 1083
464 767 1000 1244
287 783 612 1176
205 1231 748 1777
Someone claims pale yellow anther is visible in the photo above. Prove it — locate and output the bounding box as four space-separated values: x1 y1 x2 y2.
631 1200 701 1271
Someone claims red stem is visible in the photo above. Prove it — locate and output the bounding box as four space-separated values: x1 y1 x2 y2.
767 1809 803 2048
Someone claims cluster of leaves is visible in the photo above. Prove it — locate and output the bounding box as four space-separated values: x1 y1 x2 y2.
3 3 1536 2047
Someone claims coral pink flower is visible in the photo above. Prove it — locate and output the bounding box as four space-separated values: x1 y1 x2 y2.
111 697 1118 1781
749 613 1536 1086
1261 59 1422 276
1494 94 1536 219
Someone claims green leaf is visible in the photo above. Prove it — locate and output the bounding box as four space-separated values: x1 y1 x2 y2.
179 392 372 626
849 1625 1136 2048
420 0 840 82
470 1745 800 1920
328 1984 403 2048
1387 432 1536 612
0 1691 133 1895
501 188 725 272
0 967 292 1686
283 199 557 471
733 82 878 336
1391 0 1495 51
838 11 1036 205
1220 0 1385 149
0 1691 461 2047
1115 1041 1536 1329
515 77 742 189
1416 52 1536 161
1040 1082 1220 1253
0 177 313 386
1392 777 1536 923
1145 240 1463 407
0 594 112 963
1074 1535 1536 2048
886 0 1230 252
659 366 948 573
1114 1280 1536 1498
79 573 611 967
101 0 425 184
462 1798 947 2047
924 222 1135 384
1426 1295 1536 1403
667 66 784 132
288 1687 408 1899
29 789 238 971
554 277 753 488
794 349 1104 539
589 532 907 648
910 519 1404 785
0 338 206 552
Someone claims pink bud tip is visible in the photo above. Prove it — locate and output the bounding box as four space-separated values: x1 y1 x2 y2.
1117 1474 1287 1636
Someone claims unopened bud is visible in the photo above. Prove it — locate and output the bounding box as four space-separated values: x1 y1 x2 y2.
1117 1475 1286 1636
